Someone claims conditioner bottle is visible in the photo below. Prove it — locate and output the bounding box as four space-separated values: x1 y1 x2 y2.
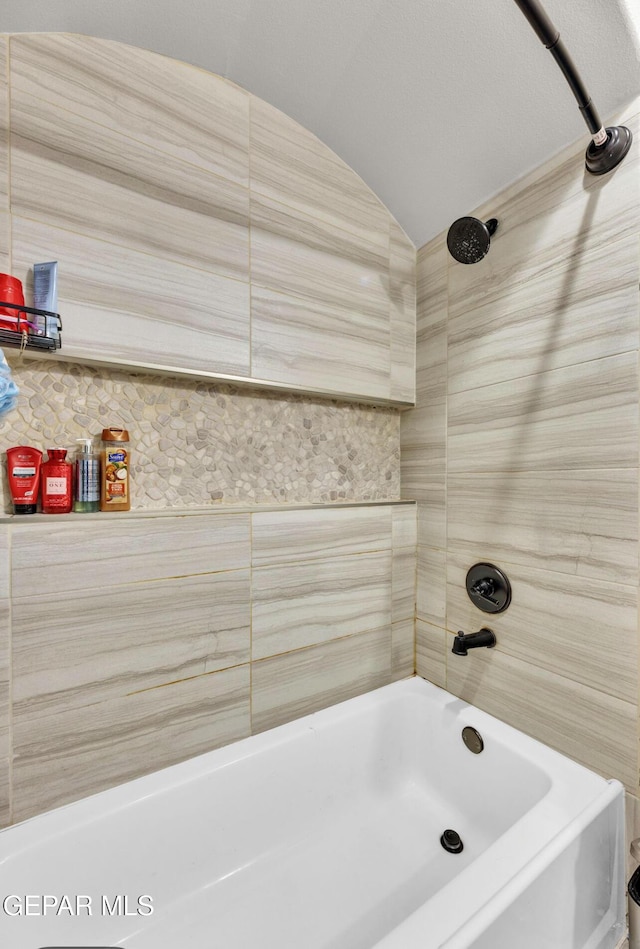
74 438 100 513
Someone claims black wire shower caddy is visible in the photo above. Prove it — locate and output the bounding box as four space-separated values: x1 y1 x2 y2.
0 300 62 352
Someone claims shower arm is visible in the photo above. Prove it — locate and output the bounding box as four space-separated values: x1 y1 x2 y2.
512 0 632 174
513 0 604 142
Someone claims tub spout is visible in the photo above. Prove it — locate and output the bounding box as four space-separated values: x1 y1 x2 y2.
452 628 496 656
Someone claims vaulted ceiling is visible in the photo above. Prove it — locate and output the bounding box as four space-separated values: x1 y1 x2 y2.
2 0 640 246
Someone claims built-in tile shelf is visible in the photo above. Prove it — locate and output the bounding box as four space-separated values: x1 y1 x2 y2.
20 349 415 409
0 499 416 523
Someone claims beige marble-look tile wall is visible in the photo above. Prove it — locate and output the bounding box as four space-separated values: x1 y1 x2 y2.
4 32 415 404
0 33 416 825
402 98 640 811
1 501 415 823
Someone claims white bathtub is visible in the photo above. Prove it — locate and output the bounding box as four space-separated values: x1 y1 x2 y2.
0 677 625 949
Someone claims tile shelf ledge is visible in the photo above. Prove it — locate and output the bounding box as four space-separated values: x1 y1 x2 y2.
0 499 416 524
17 348 416 410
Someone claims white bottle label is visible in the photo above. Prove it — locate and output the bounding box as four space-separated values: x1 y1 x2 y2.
46 477 67 496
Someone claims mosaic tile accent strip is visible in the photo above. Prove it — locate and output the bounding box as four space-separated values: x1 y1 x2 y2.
0 358 401 511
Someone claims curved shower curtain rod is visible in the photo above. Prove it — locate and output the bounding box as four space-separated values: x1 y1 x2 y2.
512 0 632 174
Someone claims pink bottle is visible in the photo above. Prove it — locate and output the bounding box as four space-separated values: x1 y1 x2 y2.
41 448 73 514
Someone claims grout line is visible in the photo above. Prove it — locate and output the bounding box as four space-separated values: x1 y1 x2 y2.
444 235 449 654
248 94 253 382
446 346 640 398
250 623 393 666
6 36 11 274
6 524 12 827
249 511 254 734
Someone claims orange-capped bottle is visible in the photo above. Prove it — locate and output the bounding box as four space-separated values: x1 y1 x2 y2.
100 427 131 512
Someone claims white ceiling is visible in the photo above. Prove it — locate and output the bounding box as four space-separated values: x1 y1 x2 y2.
2 0 639 247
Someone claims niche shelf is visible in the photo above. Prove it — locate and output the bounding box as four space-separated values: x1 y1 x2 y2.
0 301 62 353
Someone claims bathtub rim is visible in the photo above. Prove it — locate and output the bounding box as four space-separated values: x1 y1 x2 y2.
0 675 626 949
0 675 619 850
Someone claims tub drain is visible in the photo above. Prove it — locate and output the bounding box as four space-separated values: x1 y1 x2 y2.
440 829 464 854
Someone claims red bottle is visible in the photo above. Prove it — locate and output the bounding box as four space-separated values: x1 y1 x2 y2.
41 448 73 514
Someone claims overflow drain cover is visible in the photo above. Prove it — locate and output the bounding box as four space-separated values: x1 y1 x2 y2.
462 726 484 754
440 829 464 853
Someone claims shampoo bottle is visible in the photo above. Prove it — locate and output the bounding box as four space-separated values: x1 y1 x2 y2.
41 448 73 514
74 438 100 513
100 427 131 512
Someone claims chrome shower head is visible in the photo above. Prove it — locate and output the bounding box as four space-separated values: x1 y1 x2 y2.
446 217 498 264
